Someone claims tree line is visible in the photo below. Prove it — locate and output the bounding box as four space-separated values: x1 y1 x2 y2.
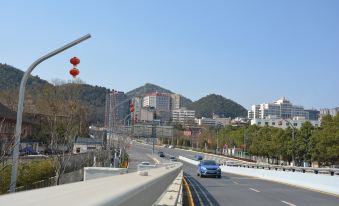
174 114 338 167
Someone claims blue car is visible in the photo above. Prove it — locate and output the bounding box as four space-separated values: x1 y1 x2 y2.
194 155 203 160
197 160 221 178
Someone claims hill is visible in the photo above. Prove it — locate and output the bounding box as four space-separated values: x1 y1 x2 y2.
187 94 247 118
0 63 50 90
0 63 109 124
126 83 192 107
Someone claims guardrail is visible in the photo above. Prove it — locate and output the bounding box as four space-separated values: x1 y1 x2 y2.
224 162 339 176
0 162 183 206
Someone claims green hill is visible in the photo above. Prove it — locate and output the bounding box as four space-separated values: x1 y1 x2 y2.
187 94 247 118
126 83 192 107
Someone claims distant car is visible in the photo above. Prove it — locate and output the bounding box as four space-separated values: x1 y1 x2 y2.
159 151 165 157
194 155 203 160
225 160 237 166
140 161 151 166
169 157 177 162
168 145 174 149
197 160 221 178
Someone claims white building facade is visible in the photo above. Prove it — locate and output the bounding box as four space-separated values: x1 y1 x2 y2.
248 97 309 120
250 116 320 129
172 108 195 124
143 92 171 111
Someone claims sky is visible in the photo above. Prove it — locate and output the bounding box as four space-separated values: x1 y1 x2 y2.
1 0 338 109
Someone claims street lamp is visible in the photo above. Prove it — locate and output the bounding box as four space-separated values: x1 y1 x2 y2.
10 34 91 193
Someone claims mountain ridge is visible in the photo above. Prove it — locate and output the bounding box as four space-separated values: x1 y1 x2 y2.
1 63 248 124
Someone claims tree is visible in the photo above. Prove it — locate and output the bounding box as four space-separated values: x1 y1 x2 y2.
311 115 339 166
33 80 89 185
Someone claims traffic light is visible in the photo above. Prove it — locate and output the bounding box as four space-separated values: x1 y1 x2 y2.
130 103 134 113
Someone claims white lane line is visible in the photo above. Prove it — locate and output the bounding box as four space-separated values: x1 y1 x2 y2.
232 181 239 185
281 200 297 206
249 187 261 193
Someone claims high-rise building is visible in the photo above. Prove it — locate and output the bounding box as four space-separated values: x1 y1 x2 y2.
143 92 171 111
170 94 183 110
104 90 129 129
248 97 308 120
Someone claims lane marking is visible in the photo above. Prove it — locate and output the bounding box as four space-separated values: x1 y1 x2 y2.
232 181 239 185
249 187 261 193
281 200 297 206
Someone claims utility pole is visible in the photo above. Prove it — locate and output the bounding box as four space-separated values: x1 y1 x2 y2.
10 34 91 193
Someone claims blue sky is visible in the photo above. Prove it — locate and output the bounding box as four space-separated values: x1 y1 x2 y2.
1 0 338 109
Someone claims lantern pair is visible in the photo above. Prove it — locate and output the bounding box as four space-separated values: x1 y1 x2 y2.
69 57 80 78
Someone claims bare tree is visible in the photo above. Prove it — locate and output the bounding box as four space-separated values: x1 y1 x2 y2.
33 80 89 185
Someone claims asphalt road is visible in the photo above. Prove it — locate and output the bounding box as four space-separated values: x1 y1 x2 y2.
126 142 158 173
133 142 339 206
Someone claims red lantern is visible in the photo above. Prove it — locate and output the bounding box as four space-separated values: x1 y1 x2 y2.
70 57 80 66
130 103 135 113
69 68 80 78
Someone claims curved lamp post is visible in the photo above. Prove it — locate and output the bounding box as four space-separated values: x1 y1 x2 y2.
10 34 91 192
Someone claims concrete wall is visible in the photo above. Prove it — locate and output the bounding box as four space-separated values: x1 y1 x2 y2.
84 167 128 181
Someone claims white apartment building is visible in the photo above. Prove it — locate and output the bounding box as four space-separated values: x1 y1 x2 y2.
143 92 171 111
248 97 308 120
320 107 339 117
172 108 195 124
250 116 320 129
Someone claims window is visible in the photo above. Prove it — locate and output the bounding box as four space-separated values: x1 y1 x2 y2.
272 122 275 125
265 122 269 126
293 123 298 127
258 122 261 125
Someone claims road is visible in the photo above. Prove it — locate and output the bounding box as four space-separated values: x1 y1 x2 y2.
132 142 339 206
126 142 158 172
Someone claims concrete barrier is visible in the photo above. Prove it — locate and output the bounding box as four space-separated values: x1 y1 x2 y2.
155 170 183 206
0 163 183 206
83 167 128 181
178 156 199 166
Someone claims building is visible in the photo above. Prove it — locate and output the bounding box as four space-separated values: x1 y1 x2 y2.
143 92 171 111
250 116 320 129
73 137 103 154
305 109 320 121
248 97 309 120
170 94 183 110
320 107 339 117
195 117 216 127
104 90 129 129
143 92 171 123
212 114 231 127
172 108 195 124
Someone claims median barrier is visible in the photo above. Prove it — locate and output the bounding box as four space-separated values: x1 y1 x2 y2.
0 163 183 206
